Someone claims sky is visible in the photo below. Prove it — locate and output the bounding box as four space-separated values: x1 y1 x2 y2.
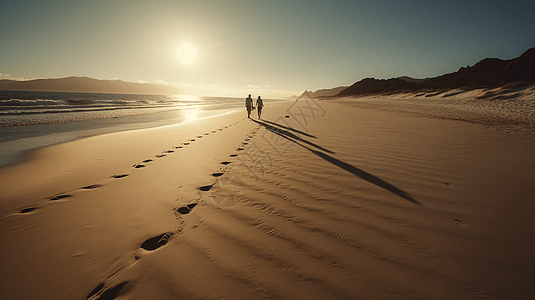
1 0 534 98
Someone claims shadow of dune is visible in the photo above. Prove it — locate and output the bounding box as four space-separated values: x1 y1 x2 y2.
442 90 466 98
252 119 421 205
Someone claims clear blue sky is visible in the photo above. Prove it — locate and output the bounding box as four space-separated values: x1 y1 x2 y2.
1 0 534 97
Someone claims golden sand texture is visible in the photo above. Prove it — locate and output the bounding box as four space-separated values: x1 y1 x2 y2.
1 100 534 299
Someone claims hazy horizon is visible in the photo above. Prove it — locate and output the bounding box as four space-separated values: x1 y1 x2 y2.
1 0 534 98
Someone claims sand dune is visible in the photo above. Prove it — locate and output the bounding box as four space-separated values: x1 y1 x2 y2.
1 99 534 299
336 84 535 136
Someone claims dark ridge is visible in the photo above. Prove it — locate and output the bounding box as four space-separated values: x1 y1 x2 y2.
335 47 535 97
296 86 348 99
0 75 181 94
140 233 172 251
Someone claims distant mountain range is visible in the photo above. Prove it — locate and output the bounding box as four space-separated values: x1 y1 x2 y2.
0 76 181 95
299 47 535 98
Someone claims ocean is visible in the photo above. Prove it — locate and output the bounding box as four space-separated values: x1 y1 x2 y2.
0 90 287 167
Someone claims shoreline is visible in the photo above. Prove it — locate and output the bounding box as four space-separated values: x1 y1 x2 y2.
1 100 534 299
0 107 239 167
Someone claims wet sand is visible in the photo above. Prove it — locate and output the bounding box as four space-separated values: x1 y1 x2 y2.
0 98 534 299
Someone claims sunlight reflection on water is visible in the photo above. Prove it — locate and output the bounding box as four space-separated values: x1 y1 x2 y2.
183 107 202 123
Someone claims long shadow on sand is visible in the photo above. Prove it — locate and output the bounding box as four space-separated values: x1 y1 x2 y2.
252 119 420 205
261 119 317 139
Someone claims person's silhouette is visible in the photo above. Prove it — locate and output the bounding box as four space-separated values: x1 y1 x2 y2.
256 96 264 119
245 94 253 118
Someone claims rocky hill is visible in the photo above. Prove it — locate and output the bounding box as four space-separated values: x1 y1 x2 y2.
297 86 348 99
338 47 535 97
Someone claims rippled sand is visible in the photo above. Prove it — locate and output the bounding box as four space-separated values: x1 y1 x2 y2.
1 100 534 299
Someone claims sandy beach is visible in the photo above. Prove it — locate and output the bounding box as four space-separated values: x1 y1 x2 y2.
1 97 534 300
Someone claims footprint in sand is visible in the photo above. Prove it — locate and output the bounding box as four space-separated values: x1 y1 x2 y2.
49 194 72 201
143 159 153 163
212 172 224 177
183 142 190 145
212 131 216 133
197 136 203 138
175 203 198 215
87 282 129 300
133 164 146 168
111 174 129 179
19 207 38 214
221 161 231 165
237 148 244 151
165 150 174 153
154 155 166 158
140 232 173 251
198 184 213 191
229 154 238 157
190 139 196 142
82 184 101 190
454 218 466 227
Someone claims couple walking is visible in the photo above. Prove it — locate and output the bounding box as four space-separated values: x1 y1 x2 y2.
245 94 264 119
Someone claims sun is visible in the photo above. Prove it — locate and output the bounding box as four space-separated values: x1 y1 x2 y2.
177 44 197 65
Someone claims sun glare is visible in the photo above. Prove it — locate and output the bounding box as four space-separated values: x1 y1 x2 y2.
183 108 201 122
177 44 197 65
